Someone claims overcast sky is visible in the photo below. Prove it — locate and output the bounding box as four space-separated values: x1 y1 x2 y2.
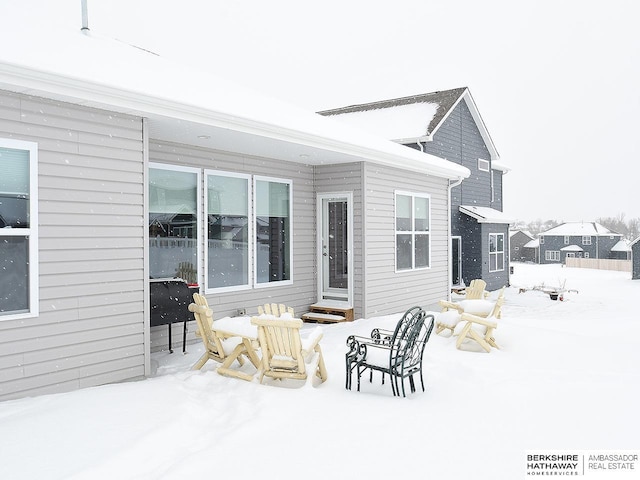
12 0 640 223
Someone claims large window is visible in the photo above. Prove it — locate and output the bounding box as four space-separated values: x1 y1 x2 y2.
148 164 200 284
489 233 505 272
0 139 38 320
545 250 561 262
205 171 250 291
395 192 430 271
255 177 292 286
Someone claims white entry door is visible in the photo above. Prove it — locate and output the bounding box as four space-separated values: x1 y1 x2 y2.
317 193 353 304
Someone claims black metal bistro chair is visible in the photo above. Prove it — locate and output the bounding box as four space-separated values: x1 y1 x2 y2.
345 307 434 397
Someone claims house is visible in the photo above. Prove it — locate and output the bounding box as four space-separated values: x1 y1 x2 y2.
510 230 537 263
319 88 511 290
0 18 469 400
632 237 640 280
538 222 623 264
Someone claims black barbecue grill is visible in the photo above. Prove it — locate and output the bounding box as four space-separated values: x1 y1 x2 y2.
150 279 198 353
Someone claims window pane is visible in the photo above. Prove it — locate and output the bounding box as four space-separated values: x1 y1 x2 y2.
0 237 29 315
414 234 429 268
489 234 497 253
207 175 249 289
149 168 198 282
414 197 429 231
497 234 504 252
256 180 290 283
497 252 504 270
490 254 497 271
396 234 412 270
396 194 411 231
0 147 30 228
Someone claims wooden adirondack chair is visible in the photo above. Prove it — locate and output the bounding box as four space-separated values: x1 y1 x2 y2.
453 290 505 353
465 279 489 300
188 293 260 379
436 284 502 335
257 303 294 317
251 316 328 386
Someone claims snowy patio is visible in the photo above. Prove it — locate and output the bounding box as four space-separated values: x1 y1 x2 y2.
0 263 638 479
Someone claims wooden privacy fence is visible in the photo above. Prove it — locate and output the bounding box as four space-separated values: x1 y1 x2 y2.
566 258 631 272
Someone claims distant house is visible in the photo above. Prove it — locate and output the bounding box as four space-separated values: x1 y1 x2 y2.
538 222 623 264
510 230 537 263
319 88 511 291
0 18 471 400
632 237 640 280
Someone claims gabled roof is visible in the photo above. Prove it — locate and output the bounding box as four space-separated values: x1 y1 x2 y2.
459 205 513 224
0 20 470 181
510 230 535 240
540 222 621 237
611 239 631 252
318 87 500 161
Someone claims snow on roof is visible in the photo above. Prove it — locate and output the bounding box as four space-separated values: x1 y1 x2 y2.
523 239 540 248
561 245 584 252
319 87 501 162
611 240 631 252
510 230 534 239
459 205 513 224
0 13 470 181
540 222 621 236
317 102 439 142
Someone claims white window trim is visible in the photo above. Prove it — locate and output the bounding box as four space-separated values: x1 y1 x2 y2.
204 170 252 294
564 236 570 245
478 158 490 172
0 138 39 321
488 232 505 272
394 190 431 273
149 162 202 285
253 175 293 288
545 250 561 262
582 236 592 245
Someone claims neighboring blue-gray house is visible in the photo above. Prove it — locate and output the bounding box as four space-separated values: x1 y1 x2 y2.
632 237 640 280
319 88 511 291
538 222 623 264
510 230 537 263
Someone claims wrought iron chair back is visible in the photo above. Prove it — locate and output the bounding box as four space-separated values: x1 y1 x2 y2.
346 306 434 397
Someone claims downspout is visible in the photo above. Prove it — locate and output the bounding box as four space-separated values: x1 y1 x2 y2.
447 176 464 301
81 0 90 33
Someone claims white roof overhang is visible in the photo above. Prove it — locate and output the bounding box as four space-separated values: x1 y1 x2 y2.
0 31 470 180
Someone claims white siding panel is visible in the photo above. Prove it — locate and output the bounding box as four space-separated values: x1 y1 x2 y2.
0 90 145 401
362 162 450 318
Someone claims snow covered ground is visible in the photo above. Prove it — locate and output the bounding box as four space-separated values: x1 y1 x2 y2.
1 263 638 479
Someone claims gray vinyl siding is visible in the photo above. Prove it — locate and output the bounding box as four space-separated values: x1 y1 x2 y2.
421 100 493 210
148 141 316 351
361 163 450 318
632 242 640 280
314 163 364 319
492 169 503 211
0 90 145 401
